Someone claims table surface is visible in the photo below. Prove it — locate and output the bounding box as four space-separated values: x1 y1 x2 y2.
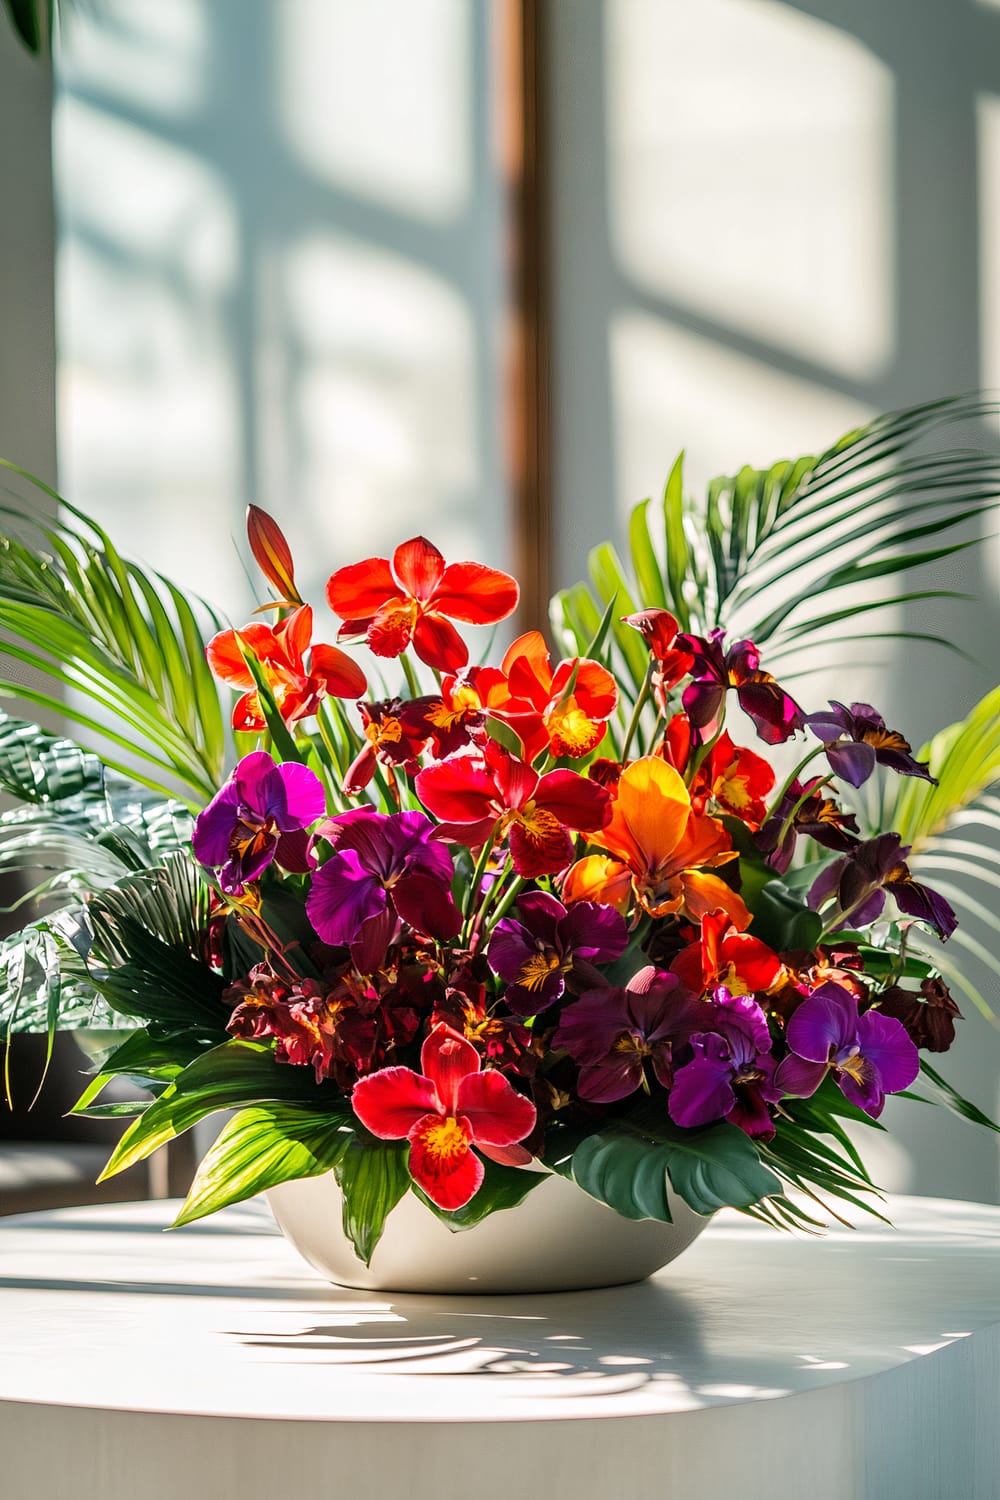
1 1192 999 1425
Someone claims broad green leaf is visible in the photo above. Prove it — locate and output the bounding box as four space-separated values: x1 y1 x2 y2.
658 1121 782 1216
572 1117 780 1220
99 1039 337 1179
335 1135 411 1265
173 1103 352 1226
572 1130 675 1221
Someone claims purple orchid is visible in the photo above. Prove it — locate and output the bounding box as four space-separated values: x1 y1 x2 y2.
805 700 935 788
193 750 326 896
553 966 698 1102
808 831 957 941
676 628 805 745
306 808 461 963
774 979 919 1117
486 890 627 1016
668 988 782 1139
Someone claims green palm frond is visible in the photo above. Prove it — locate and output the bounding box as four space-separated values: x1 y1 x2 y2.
0 462 228 807
552 396 1000 698
874 686 1000 1016
1 0 53 52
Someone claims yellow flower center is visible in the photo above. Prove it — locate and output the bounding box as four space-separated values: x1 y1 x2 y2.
421 1116 469 1167
517 950 562 991
545 700 601 758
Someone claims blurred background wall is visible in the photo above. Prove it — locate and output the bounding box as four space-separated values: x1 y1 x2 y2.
2 0 1000 1202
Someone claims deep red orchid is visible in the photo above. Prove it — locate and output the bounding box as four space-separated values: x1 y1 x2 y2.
415 739 611 879
326 536 519 672
488 630 618 763
623 609 696 712
207 605 367 732
350 1023 537 1210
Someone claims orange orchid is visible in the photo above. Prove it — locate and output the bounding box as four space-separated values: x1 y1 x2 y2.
489 630 618 763
563 756 749 926
671 908 783 996
206 605 367 732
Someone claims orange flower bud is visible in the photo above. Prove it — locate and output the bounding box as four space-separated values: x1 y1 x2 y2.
247 504 302 604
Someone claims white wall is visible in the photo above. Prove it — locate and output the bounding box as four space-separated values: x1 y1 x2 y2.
550 0 1000 1204
53 0 511 623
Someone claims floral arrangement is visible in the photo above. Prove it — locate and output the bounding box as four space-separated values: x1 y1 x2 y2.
1 398 999 1262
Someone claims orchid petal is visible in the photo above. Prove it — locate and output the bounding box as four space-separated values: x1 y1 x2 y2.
393 536 446 599
669 1040 737 1128
274 761 327 829
433 561 519 624
306 853 386 946
352 1068 441 1139
192 782 241 868
785 983 858 1062
407 1116 484 1210
420 1025 482 1115
412 610 469 671
325 556 398 620
456 1069 537 1146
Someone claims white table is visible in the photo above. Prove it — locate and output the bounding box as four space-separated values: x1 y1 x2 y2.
2 1195 999 1499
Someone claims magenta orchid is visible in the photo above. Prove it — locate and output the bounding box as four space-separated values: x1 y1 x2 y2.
192 750 325 895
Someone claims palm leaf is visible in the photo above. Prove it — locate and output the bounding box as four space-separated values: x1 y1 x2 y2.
551 396 1000 676
0 462 228 806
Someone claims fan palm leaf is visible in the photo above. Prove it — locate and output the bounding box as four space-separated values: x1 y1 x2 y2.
551 397 1000 717
0 461 228 806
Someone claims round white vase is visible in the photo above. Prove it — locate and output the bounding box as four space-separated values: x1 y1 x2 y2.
267 1169 708 1295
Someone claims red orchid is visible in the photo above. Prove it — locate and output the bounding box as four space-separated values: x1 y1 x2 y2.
350 1023 537 1210
671 909 783 997
207 605 367 732
415 739 611 879
408 666 510 758
488 630 618 763
326 536 519 672
664 720 775 831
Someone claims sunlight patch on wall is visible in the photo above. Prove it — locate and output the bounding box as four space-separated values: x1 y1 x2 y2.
55 100 243 608
57 0 208 119
608 0 895 380
609 311 886 704
278 235 484 594
278 0 470 222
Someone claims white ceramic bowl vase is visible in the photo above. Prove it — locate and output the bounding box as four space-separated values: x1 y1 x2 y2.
267 1168 708 1294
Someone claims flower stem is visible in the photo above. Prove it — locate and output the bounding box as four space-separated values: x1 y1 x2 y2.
400 651 422 700
620 662 654 762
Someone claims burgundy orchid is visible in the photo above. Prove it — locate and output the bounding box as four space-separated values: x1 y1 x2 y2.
808 832 957 941
774 979 919 1117
192 751 325 896
874 977 962 1053
553 966 698 1102
676 628 805 745
756 776 860 873
486 890 627 1015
